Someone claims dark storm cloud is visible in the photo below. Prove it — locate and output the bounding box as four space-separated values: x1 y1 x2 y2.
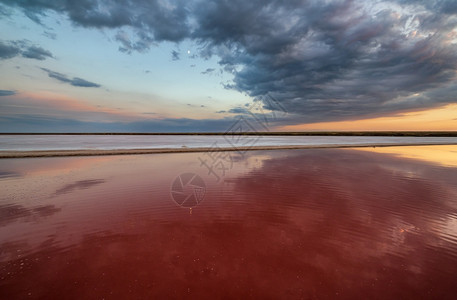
0 40 53 60
2 0 457 123
1 0 189 47
200 0 457 122
41 68 101 88
188 0 457 122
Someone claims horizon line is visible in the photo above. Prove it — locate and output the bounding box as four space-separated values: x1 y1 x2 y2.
0 131 457 137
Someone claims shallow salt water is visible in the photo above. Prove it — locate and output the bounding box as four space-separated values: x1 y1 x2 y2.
1 146 457 298
0 134 457 151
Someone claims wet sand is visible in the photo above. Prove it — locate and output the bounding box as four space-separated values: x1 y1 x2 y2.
1 142 457 158
1 146 457 298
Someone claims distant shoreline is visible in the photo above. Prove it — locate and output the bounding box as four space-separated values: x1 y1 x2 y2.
1 143 456 158
1 131 457 137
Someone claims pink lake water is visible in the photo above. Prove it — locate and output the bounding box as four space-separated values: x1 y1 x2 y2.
1 146 457 298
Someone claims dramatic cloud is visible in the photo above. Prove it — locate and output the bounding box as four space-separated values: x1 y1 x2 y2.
0 90 16 96
0 40 53 60
41 68 101 88
188 0 457 122
1 0 189 45
2 0 457 123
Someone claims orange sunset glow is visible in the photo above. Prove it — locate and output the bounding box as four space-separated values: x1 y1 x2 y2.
280 104 457 131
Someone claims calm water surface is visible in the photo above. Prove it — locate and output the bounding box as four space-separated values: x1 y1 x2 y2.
1 146 457 298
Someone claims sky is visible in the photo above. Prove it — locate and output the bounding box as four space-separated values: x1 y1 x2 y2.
0 0 456 132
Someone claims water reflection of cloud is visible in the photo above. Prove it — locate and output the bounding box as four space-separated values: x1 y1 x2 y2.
228 149 457 282
54 179 106 196
0 171 22 179
1 149 457 298
0 203 61 226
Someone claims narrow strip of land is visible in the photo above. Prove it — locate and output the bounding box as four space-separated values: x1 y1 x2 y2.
1 143 456 158
1 132 457 137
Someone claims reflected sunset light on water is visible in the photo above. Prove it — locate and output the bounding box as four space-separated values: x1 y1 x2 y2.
1 147 457 298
